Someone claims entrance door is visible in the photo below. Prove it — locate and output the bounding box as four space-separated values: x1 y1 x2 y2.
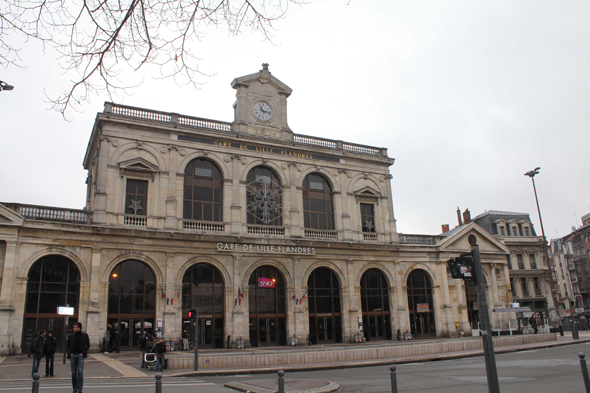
363 314 387 340
309 315 341 344
409 311 436 339
249 317 285 346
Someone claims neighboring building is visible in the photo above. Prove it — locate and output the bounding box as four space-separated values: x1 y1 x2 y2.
0 65 513 355
470 210 557 323
549 237 574 318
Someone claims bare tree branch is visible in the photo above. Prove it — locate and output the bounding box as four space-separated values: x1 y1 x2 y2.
0 0 310 117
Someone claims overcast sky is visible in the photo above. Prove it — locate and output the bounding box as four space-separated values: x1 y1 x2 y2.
1 0 589 239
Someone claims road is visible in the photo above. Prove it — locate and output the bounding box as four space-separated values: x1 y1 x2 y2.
5 342 589 392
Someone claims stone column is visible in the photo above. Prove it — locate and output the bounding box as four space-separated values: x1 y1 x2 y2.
394 265 410 334
455 280 470 335
286 163 301 237
164 146 179 230
289 257 307 344
346 259 362 342
440 263 455 337
0 240 17 354
230 255 248 347
230 155 244 235
163 253 177 338
93 137 110 223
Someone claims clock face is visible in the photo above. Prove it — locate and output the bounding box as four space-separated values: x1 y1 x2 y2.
253 101 273 122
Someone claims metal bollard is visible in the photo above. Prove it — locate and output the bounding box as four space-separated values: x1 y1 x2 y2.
277 370 285 393
390 365 397 393
155 372 162 393
31 373 40 393
580 353 590 393
574 322 580 340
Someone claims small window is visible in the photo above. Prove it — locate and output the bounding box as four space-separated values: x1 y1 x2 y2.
499 226 506 236
524 227 531 236
517 254 525 269
512 227 519 236
521 277 529 296
125 179 148 216
529 254 537 269
360 203 375 233
533 277 542 296
507 255 512 270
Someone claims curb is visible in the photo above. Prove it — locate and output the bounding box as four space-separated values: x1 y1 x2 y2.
166 337 590 378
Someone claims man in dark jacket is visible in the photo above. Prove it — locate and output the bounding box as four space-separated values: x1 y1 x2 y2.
114 329 121 353
139 333 148 368
150 334 166 372
44 330 57 377
29 329 46 377
66 322 90 393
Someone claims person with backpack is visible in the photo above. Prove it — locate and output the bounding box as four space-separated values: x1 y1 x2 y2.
44 330 57 377
150 334 166 372
28 329 46 377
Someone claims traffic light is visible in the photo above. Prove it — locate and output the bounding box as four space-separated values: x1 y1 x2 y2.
446 253 476 283
188 309 195 319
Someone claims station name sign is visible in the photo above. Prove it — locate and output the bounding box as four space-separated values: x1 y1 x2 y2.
217 242 316 255
178 135 340 163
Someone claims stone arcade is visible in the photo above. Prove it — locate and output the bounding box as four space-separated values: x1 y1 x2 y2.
0 65 513 354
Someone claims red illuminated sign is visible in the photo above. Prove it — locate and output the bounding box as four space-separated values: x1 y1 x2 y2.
258 277 276 288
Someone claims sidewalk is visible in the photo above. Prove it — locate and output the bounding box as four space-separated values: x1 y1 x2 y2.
1 331 589 382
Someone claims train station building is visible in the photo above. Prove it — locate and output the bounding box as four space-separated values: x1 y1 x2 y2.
0 65 513 354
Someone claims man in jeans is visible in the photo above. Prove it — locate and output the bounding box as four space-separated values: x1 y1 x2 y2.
66 322 90 393
28 329 46 377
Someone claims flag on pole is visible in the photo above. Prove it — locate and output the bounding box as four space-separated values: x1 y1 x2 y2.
302 290 308 300
161 289 166 299
292 289 296 300
238 287 244 299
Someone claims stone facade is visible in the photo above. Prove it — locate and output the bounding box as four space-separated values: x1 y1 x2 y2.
0 66 513 355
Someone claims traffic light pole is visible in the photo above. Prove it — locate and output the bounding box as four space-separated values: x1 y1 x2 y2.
198 306 199 371
472 246 500 393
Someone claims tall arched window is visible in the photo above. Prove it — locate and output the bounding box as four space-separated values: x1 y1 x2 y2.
303 173 334 230
407 269 436 338
308 267 342 344
246 166 283 226
108 260 156 348
183 158 223 222
360 268 392 341
248 266 286 346
182 263 224 348
23 255 80 351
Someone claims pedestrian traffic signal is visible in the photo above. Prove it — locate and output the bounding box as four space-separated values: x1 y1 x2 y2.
188 310 194 318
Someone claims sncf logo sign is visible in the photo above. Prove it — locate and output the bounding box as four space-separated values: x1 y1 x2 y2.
258 277 276 288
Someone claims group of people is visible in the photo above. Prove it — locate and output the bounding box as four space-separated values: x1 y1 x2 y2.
101 328 122 353
29 322 90 393
28 329 56 377
139 332 167 372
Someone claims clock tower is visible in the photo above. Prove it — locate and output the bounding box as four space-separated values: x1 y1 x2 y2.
231 64 293 141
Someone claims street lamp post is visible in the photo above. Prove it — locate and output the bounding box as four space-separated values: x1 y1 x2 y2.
524 167 558 320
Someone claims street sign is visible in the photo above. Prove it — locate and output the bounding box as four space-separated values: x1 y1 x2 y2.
57 306 74 315
417 303 429 313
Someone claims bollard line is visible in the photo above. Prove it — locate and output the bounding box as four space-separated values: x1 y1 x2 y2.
277 369 285 393
31 373 40 393
580 353 590 393
390 365 397 393
155 372 162 393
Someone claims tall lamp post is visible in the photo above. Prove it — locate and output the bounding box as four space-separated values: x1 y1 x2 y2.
524 167 558 319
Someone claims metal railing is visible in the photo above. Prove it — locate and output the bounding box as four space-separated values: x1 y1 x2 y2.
304 229 338 239
4 203 92 223
124 215 147 226
399 234 444 245
247 224 285 236
182 219 224 232
104 103 388 157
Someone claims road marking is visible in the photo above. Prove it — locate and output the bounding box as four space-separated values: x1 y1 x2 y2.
0 382 215 390
90 353 147 377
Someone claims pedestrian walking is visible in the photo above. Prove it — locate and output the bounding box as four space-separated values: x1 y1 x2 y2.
114 329 121 353
139 332 148 368
44 330 57 377
66 322 90 393
103 330 110 353
529 315 538 334
28 329 46 377
182 329 189 350
150 334 167 372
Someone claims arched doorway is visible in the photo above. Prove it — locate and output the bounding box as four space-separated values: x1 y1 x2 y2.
107 260 156 349
465 280 479 330
360 268 392 341
248 266 286 346
407 269 436 338
23 255 80 352
308 267 342 344
181 263 224 349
